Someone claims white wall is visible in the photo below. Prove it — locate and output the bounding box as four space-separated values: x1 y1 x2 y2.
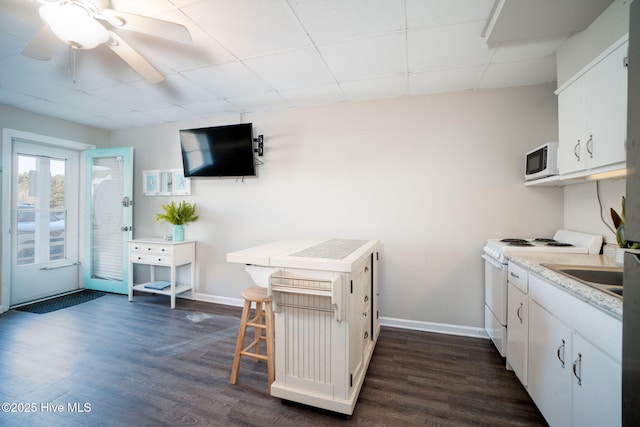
564 179 626 244
110 84 563 332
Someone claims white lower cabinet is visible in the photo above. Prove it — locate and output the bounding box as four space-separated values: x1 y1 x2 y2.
571 333 621 427
528 300 573 427
507 282 528 385
526 274 621 427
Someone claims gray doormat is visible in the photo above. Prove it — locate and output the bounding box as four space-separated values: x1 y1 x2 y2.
15 290 106 314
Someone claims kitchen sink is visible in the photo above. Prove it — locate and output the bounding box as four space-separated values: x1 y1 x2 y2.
542 264 624 299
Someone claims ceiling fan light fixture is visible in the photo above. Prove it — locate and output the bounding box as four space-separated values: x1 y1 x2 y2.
39 3 109 49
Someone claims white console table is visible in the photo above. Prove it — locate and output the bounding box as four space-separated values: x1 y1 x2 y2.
128 238 196 309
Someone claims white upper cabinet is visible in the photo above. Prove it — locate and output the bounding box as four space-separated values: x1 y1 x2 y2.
557 38 628 176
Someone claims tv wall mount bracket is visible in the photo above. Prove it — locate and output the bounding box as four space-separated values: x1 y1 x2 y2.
253 135 264 157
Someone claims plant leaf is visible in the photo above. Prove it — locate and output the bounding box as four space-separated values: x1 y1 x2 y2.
611 208 622 229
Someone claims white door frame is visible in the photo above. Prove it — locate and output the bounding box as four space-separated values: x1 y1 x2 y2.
1 129 95 313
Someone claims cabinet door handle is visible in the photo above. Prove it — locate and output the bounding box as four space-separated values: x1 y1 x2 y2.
557 339 566 368
364 331 369 339
364 266 369 273
510 272 520 280
516 303 523 323
364 295 369 302
574 140 581 161
573 353 582 386
586 135 593 158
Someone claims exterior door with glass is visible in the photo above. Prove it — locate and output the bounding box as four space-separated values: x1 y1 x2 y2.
9 141 80 306
84 147 133 294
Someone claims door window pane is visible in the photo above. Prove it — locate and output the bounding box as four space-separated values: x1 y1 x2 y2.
91 156 124 281
15 155 67 265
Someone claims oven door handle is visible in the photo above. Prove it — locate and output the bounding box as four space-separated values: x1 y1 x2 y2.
482 254 505 269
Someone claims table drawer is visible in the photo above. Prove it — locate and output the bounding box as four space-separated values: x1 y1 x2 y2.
130 253 172 265
130 243 172 255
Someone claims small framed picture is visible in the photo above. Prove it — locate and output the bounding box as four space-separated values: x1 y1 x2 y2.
143 171 160 195
172 170 191 195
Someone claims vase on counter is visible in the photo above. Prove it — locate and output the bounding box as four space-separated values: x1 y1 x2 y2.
173 224 184 242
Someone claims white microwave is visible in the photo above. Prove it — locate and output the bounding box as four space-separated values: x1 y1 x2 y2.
525 142 558 181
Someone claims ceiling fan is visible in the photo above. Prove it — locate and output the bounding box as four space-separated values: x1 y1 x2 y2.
22 0 192 83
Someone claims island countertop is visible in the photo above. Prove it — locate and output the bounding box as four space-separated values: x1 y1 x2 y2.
227 238 380 272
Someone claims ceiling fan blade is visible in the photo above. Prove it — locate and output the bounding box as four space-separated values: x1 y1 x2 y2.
100 9 192 44
22 24 63 60
107 32 164 84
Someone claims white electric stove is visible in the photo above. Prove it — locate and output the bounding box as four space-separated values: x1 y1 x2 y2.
481 229 602 357
483 229 603 265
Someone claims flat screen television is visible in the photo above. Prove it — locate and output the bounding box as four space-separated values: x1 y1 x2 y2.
179 123 255 177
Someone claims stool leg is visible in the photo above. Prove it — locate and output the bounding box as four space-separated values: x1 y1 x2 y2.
230 298 251 384
253 301 263 361
265 300 274 390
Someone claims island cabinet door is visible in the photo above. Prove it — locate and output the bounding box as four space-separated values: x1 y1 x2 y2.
528 300 572 427
348 259 367 389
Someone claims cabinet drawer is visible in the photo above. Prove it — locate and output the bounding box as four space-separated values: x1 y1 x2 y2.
130 253 172 265
130 243 172 255
508 262 528 293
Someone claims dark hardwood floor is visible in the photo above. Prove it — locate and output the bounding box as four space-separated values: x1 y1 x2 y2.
0 293 547 426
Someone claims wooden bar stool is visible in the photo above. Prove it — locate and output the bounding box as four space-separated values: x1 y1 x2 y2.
230 286 274 391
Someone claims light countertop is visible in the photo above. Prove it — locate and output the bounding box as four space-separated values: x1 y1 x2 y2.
227 238 379 272
506 252 622 319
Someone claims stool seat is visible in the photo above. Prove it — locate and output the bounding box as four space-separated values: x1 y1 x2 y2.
230 286 274 391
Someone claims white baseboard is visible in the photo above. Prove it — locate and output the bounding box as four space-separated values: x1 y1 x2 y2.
192 293 488 339
379 316 489 339
194 293 245 308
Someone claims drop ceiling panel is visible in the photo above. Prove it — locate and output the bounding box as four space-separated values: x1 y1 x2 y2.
290 0 404 44
280 83 346 107
140 105 199 122
0 66 76 99
319 33 405 81
225 90 291 113
409 66 486 95
479 55 557 89
129 73 219 104
492 35 568 63
243 48 333 90
182 61 270 98
181 99 243 117
339 76 407 102
408 21 491 72
51 92 132 117
405 0 495 28
183 0 310 58
88 84 173 110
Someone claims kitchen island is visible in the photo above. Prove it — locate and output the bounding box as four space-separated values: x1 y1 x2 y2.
227 238 380 415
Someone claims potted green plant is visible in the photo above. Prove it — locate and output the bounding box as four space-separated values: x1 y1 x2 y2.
610 196 640 264
156 201 198 242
